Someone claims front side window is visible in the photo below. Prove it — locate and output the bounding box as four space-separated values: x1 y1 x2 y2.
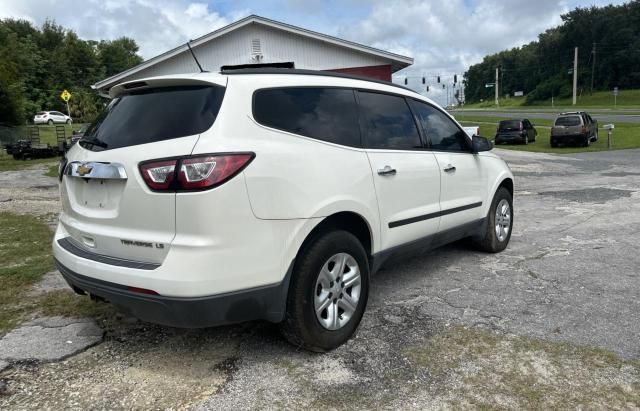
357 91 422 150
409 100 471 152
253 87 360 147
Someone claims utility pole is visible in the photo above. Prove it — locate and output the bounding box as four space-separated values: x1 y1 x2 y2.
572 47 578 106
495 67 499 107
590 42 596 95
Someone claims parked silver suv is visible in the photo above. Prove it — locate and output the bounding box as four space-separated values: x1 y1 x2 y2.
551 111 598 147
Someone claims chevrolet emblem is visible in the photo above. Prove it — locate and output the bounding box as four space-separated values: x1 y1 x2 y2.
77 164 93 177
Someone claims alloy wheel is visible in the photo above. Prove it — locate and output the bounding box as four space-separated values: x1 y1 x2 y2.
494 199 511 242
314 252 362 331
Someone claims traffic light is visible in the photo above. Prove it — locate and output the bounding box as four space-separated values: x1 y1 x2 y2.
442 84 445 89
426 86 430 92
437 76 440 83
454 74 457 83
404 78 408 85
422 77 425 84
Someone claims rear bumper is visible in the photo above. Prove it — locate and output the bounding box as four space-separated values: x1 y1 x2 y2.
55 257 291 328
551 133 587 143
495 134 526 144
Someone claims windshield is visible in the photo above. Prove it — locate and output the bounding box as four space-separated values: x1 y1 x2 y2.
80 85 225 151
555 116 581 127
498 120 522 130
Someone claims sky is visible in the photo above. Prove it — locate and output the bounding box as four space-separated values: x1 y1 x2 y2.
0 0 628 105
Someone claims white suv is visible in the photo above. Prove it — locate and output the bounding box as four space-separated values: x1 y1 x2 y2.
53 70 514 351
34 111 72 125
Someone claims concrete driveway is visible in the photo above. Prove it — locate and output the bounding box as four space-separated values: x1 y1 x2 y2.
1 149 639 409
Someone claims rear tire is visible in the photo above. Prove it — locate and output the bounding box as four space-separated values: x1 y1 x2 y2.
524 136 529 145
583 134 590 147
280 230 369 352
550 140 558 148
47 119 53 125
473 187 513 253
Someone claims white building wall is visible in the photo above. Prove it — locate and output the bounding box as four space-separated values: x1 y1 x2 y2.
123 23 391 82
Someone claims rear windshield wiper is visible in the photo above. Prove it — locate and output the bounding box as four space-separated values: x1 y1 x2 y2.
79 137 108 149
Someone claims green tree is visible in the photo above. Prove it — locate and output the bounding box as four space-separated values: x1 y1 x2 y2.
464 2 640 104
0 18 143 124
97 38 143 78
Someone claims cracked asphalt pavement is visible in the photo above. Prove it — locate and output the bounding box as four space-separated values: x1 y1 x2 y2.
1 148 639 409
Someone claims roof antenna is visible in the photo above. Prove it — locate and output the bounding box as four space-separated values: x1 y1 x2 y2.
186 41 206 72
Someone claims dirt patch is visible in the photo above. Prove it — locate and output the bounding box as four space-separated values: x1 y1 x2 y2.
0 166 60 217
0 324 243 410
538 187 633 203
601 171 640 177
403 326 640 409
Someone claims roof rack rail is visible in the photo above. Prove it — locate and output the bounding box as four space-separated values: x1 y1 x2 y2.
219 67 415 93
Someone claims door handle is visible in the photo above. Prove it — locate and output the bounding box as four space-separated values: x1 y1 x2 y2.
443 164 456 173
377 165 397 176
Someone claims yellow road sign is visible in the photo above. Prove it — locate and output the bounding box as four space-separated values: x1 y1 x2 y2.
60 89 71 102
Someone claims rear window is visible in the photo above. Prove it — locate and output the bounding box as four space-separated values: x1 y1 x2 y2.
498 120 522 130
80 85 225 151
555 116 582 127
253 87 360 147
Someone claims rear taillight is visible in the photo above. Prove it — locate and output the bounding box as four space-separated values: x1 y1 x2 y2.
140 160 176 190
139 153 254 192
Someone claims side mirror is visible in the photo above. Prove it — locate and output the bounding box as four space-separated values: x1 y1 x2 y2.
472 135 493 153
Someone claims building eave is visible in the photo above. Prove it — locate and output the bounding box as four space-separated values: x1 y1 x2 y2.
92 14 413 91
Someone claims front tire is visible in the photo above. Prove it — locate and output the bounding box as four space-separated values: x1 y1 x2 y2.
66 119 71 124
47 119 53 125
473 187 513 253
280 230 369 352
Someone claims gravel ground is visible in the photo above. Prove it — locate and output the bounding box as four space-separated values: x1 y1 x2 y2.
0 164 60 225
0 149 639 409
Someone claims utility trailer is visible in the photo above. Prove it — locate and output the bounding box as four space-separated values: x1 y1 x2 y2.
3 125 68 160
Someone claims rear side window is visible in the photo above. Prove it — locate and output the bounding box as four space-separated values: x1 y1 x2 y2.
499 120 522 130
357 91 422 150
555 116 581 126
80 85 225 151
253 87 360 147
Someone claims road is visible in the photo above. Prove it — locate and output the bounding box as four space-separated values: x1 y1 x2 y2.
1 150 640 409
450 109 640 124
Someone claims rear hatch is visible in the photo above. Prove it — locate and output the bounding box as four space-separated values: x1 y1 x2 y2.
59 77 226 264
552 115 582 136
497 120 523 139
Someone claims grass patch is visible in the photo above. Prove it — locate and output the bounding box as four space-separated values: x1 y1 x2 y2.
456 116 640 153
44 164 59 178
404 326 640 409
0 212 116 335
0 151 59 172
463 89 640 109
0 212 55 333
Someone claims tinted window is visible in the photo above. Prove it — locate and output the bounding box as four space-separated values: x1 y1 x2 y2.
253 88 360 147
357 91 422 150
498 120 522 130
409 100 470 152
80 85 225 151
555 116 581 126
